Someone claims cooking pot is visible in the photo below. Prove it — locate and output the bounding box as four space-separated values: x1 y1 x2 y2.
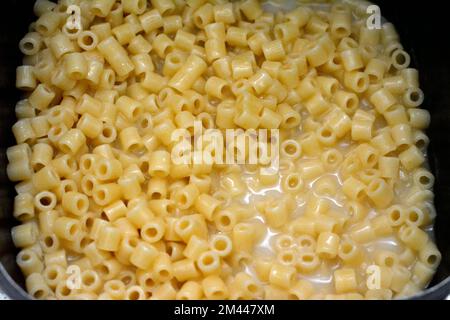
0 0 449 300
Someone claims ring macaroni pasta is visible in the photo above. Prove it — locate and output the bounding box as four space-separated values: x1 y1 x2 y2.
8 0 440 300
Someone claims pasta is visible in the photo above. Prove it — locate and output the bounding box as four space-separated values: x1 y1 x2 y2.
8 0 439 301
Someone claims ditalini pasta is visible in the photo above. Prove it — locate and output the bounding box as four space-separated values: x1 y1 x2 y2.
8 0 440 300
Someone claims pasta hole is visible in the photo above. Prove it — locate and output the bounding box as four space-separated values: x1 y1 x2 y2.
427 255 438 266
137 0 146 10
71 71 83 79
140 118 150 129
69 224 79 236
300 239 312 248
47 269 58 280
356 190 365 201
83 158 92 170
395 53 406 65
342 243 353 254
320 128 332 138
21 253 30 262
145 227 158 238
409 211 419 223
330 82 339 94
34 290 45 299
357 77 367 89
40 196 52 207
34 163 45 172
369 181 381 193
282 253 294 263
79 237 90 249
96 190 106 201
36 24 49 35
109 283 120 292
153 170 166 177
419 176 430 186
332 55 342 65
98 264 110 276
288 294 299 300
102 127 113 138
193 99 202 111
82 35 94 46
63 182 74 193
302 254 314 263
288 175 299 188
65 25 80 35
59 143 71 154
23 41 35 52
335 27 347 36
129 143 141 153
410 91 420 102
281 239 292 248
85 217 94 229
82 274 95 286
132 107 141 119
76 198 86 211
212 290 224 298
68 158 77 170
391 210 401 221
53 127 62 136
195 16 204 27
178 193 188 205
285 116 299 126
129 238 139 248
220 216 231 227
179 220 191 231
51 110 61 119
367 154 377 165
349 97 359 109
202 255 214 266
284 143 297 156
368 74 379 82
416 139 426 149
145 278 154 287
328 154 337 164
384 257 395 267
60 285 71 296
163 45 173 56
247 284 258 293
159 270 169 278
170 56 180 64
167 204 176 215
140 161 150 173
214 239 227 251
121 275 132 285
84 179 94 192
128 290 140 300
221 85 233 98
150 192 162 200
44 236 54 248
105 72 114 85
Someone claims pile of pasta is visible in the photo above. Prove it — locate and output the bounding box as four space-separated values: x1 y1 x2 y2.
8 0 441 300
